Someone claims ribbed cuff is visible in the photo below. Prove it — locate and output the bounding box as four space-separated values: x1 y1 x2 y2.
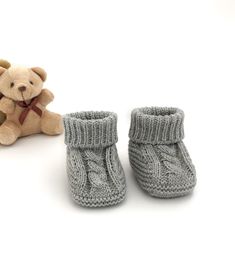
129 107 184 144
64 111 118 148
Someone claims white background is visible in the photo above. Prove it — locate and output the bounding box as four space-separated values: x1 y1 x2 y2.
0 0 235 274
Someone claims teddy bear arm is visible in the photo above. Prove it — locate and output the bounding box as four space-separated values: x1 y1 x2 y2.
38 89 54 106
0 97 15 114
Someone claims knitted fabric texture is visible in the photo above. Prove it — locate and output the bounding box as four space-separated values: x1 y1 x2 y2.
64 111 126 207
129 107 196 198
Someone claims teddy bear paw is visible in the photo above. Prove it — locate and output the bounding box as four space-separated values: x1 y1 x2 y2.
0 125 19 145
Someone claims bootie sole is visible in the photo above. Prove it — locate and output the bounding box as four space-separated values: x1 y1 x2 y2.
71 187 126 207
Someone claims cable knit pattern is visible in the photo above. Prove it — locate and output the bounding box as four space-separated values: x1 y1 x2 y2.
64 111 126 207
129 107 196 198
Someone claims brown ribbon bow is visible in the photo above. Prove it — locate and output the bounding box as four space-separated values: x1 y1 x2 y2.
17 96 42 125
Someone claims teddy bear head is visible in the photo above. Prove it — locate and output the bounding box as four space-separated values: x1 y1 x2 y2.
0 60 47 102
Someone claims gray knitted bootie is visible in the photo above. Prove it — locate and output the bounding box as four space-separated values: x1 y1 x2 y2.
63 111 126 207
129 107 196 198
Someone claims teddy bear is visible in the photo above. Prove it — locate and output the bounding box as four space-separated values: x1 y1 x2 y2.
0 60 63 145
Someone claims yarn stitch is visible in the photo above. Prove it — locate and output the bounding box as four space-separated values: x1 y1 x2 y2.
129 107 196 198
64 111 126 207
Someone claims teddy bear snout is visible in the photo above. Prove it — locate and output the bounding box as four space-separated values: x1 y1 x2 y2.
18 85 27 92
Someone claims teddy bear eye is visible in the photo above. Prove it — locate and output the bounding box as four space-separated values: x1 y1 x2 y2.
10 82 14 88
30 81 34 85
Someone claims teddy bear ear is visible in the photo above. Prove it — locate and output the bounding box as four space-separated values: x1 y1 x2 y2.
0 59 11 69
31 67 47 82
0 67 6 76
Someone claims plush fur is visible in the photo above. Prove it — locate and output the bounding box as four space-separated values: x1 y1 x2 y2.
0 111 6 125
0 60 10 124
0 60 63 145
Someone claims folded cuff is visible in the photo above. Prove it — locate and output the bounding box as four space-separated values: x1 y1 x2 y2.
64 111 118 148
129 107 184 144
